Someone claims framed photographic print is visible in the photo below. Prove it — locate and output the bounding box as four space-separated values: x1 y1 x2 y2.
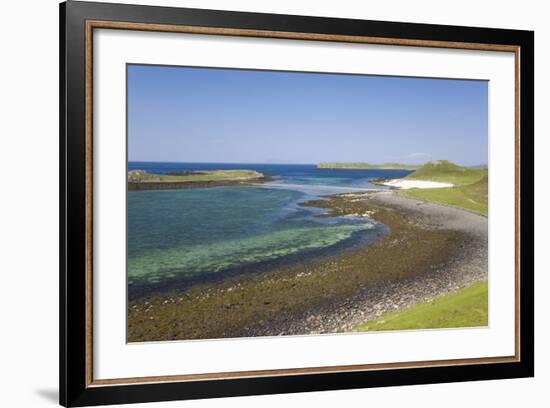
59 1 534 406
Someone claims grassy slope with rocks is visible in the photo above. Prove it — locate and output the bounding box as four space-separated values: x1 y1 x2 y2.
351 161 489 331
354 280 488 331
401 160 488 215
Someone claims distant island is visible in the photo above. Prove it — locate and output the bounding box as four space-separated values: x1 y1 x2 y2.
128 169 272 191
317 162 421 170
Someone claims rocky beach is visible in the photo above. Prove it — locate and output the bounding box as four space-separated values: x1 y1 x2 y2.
127 190 487 342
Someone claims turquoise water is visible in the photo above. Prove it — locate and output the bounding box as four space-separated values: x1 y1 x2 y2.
127 163 411 298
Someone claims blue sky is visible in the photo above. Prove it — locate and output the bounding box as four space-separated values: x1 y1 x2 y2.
128 65 488 166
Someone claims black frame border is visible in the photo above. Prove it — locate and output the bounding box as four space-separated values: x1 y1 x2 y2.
60 1 534 406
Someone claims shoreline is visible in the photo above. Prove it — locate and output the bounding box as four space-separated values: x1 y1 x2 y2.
127 190 487 342
246 191 487 335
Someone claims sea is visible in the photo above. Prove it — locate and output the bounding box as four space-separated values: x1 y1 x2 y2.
127 162 412 298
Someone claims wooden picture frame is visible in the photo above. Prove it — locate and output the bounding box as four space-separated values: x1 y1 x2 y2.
60 1 534 406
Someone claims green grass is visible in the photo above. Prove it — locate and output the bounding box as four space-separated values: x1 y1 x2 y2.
402 175 488 215
354 280 488 332
398 160 488 215
406 160 487 186
128 169 264 183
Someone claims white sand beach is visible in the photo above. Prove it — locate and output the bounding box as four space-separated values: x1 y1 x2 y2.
381 179 454 189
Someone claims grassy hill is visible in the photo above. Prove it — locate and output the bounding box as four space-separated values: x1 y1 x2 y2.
404 175 488 215
318 162 420 170
401 161 488 215
128 169 264 183
405 160 487 186
354 280 488 332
